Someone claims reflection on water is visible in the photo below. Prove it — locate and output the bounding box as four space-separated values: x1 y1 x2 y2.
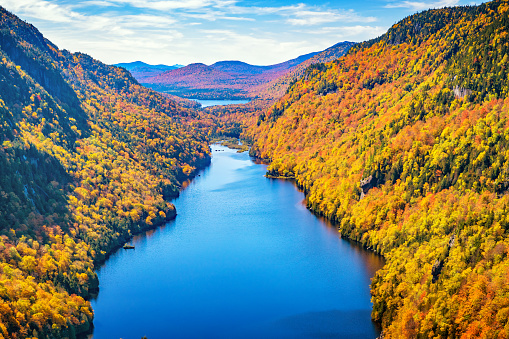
91 145 385 339
193 99 250 107
316 214 384 281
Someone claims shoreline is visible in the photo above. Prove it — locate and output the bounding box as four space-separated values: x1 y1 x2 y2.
254 154 385 258
86 144 384 337
251 152 387 329
83 152 212 338
91 154 212 268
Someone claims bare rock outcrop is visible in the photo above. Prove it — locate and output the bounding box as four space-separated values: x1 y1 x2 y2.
453 85 472 99
360 175 374 200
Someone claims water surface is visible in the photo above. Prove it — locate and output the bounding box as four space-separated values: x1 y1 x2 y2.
91 145 384 338
193 99 250 107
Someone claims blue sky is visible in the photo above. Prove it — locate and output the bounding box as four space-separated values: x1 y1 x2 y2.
2 0 480 65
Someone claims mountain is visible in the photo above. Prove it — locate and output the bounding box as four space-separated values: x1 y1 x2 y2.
240 0 509 337
0 6 209 337
257 41 355 98
113 61 184 81
141 48 345 100
196 42 355 141
209 51 319 75
157 62 235 83
114 60 183 70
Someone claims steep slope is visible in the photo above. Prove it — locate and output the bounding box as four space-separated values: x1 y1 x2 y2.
0 6 209 338
142 50 326 99
114 61 183 81
257 41 355 98
246 1 509 337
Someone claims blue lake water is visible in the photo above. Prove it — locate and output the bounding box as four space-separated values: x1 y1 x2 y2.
90 145 384 338
193 99 250 107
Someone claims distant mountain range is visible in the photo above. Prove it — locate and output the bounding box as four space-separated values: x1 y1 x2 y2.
113 61 184 81
129 44 352 100
257 41 355 98
209 51 318 75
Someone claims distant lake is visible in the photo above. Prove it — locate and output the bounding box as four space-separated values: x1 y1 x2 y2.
193 99 250 107
90 145 384 338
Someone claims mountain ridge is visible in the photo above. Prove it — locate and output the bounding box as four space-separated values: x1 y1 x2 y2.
141 47 347 99
114 60 184 70
113 61 184 81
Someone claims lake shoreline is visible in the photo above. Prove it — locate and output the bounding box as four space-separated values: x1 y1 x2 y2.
252 151 386 333
82 153 213 338
251 152 385 259
88 144 382 338
232 146 386 329
91 154 212 268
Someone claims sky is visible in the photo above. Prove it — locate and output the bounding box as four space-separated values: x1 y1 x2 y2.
1 0 481 66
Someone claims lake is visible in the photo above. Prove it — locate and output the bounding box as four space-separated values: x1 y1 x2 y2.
193 99 250 107
90 145 384 338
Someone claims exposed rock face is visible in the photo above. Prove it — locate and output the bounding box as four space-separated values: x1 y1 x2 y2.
453 85 472 99
431 234 456 283
431 259 444 283
360 175 374 199
448 234 456 248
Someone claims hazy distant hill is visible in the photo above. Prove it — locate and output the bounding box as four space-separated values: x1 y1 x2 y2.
114 61 184 81
209 51 318 75
141 50 335 99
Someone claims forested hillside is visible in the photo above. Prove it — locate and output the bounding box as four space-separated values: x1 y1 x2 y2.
245 0 509 337
141 47 348 100
257 41 354 99
0 6 209 338
196 42 354 141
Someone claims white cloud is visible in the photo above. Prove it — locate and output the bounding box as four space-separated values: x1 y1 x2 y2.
116 15 177 28
75 1 120 8
297 25 386 40
227 3 376 26
102 0 233 11
2 0 80 22
1 0 389 65
286 9 377 26
183 11 254 22
385 0 460 10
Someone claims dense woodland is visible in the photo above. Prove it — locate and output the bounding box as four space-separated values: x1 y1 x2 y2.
3 0 509 338
191 43 355 142
259 42 354 99
0 6 209 338
238 0 509 337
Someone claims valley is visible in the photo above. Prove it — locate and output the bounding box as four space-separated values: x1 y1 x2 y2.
1 0 509 338
131 42 353 101
90 145 384 339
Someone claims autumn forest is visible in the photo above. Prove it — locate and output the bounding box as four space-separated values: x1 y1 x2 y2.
1 0 509 338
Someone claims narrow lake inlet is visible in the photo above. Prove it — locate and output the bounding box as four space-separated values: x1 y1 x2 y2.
90 144 384 338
